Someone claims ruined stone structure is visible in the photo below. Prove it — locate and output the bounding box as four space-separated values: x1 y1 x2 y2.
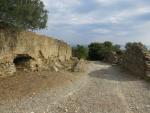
122 43 150 78
104 51 119 64
0 31 72 77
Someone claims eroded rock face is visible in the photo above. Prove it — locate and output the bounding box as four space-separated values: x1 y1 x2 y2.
72 60 85 72
104 51 119 64
0 31 72 77
122 43 150 78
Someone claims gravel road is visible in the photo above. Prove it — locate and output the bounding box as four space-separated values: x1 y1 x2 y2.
0 61 150 113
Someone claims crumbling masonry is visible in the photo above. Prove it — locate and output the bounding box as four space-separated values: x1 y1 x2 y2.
0 31 72 77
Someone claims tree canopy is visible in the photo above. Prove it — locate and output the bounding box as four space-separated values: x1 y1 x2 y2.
0 0 48 30
88 41 121 60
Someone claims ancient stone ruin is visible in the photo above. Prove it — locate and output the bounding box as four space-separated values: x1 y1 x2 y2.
104 51 119 64
122 43 150 78
0 31 72 77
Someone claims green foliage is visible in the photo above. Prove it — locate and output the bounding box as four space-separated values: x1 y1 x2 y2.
114 44 122 55
0 0 48 30
72 45 88 59
125 42 147 51
88 41 121 60
88 43 104 60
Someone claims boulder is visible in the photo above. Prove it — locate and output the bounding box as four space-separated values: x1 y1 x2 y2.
72 59 87 72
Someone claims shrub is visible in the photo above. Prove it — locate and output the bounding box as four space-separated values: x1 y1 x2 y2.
88 43 104 60
88 41 121 61
72 45 88 59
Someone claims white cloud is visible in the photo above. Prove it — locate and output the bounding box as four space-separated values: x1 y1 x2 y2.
42 0 80 8
131 21 150 44
39 0 150 45
96 0 119 5
92 28 111 34
45 1 150 26
115 31 129 36
110 5 150 22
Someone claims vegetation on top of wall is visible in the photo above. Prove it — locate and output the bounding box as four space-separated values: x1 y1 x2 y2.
0 0 48 30
125 42 147 51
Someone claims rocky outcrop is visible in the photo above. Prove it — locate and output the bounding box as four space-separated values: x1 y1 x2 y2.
122 43 150 78
104 51 119 64
70 58 88 72
0 30 72 77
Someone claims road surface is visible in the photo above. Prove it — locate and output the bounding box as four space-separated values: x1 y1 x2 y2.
0 61 150 113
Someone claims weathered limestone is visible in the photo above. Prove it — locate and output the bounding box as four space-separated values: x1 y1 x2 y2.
72 58 88 72
104 51 119 64
0 31 72 77
122 43 150 78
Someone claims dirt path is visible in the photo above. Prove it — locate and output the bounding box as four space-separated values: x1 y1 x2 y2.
0 61 150 113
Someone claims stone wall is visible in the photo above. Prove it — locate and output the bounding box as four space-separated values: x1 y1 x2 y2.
0 30 72 77
122 43 150 78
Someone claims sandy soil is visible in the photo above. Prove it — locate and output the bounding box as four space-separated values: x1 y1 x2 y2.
0 61 150 113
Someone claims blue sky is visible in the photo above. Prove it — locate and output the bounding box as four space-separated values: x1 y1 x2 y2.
38 0 150 45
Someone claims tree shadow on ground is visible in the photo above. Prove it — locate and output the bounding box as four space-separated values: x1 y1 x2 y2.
91 61 106 65
89 65 145 82
89 65 150 91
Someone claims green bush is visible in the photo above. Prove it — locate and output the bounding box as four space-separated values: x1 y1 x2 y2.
88 42 104 60
72 45 88 59
88 41 121 60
